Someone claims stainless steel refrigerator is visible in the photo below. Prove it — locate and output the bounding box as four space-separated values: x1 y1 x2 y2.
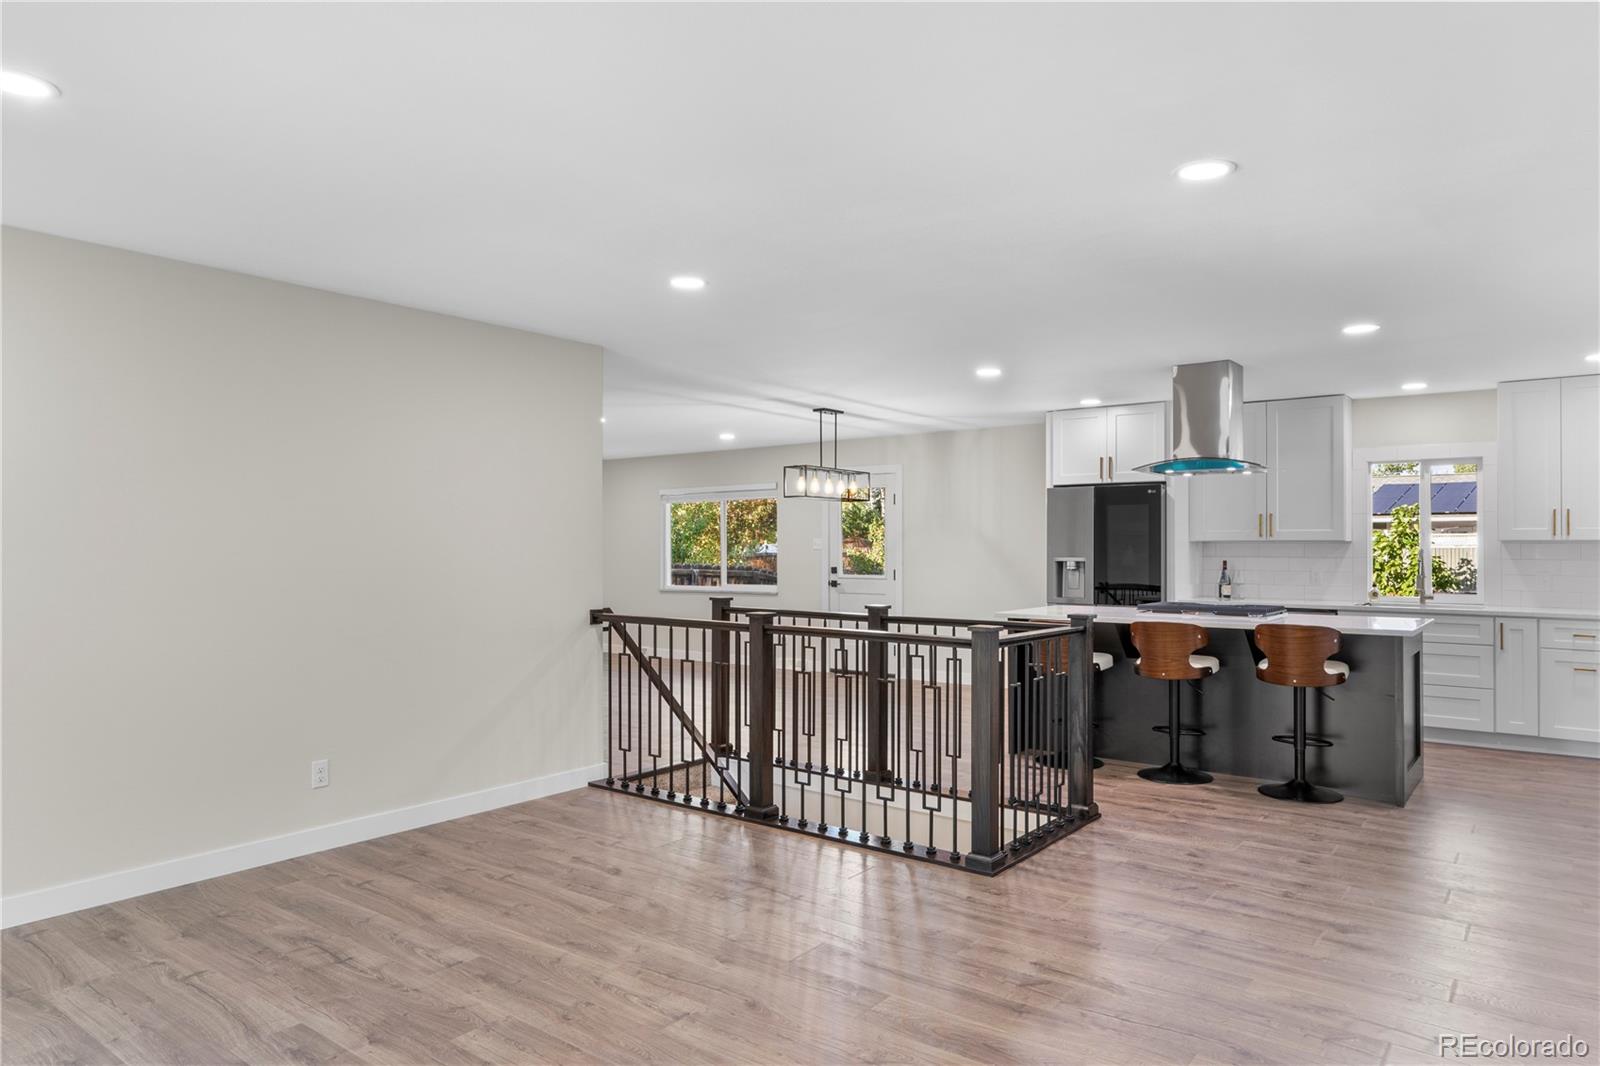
1046 484 1166 605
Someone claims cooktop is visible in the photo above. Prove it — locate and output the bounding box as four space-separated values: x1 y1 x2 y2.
1135 601 1288 618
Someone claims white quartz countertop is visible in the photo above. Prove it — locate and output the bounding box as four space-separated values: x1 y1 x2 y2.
1179 596 1600 622
999 604 1432 635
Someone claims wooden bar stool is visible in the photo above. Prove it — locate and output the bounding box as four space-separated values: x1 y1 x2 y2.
1254 624 1349 804
1023 640 1114 770
1129 622 1219 785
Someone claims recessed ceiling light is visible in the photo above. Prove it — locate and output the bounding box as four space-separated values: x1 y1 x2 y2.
1342 322 1381 336
0 70 60 99
599 416 606 423
718 432 735 441
1079 397 1103 407
669 276 706 292
1401 382 1428 391
974 366 1003 379
1175 159 1236 182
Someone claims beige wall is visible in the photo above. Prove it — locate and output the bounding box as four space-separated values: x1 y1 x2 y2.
1352 389 1497 449
603 422 1045 621
2 229 604 897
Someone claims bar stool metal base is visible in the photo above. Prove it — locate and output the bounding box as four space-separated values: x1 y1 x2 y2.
1260 685 1343 803
1139 763 1212 785
1137 678 1211 785
1258 778 1342 803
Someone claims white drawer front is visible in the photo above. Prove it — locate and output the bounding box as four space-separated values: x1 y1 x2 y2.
1422 643 1494 690
1538 649 1600 743
1540 621 1600 651
1422 617 1495 646
1422 686 1495 732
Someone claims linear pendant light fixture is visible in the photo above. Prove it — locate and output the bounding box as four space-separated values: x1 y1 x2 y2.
785 408 872 501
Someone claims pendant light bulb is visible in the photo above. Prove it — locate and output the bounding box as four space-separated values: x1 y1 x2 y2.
823 474 834 495
810 474 820 493
795 471 806 493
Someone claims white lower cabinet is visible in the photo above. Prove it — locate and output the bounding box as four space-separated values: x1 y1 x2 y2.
1538 648 1600 743
1421 643 1494 688
1354 609 1597 752
1422 686 1495 732
1494 617 1539 736
1422 623 1495 732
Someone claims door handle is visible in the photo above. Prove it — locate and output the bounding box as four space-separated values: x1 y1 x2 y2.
1108 456 1115 479
1257 513 1263 538
1098 456 1104 481
1268 513 1275 537
1567 509 1572 536
829 579 840 588
1553 508 1558 536
1499 622 1504 651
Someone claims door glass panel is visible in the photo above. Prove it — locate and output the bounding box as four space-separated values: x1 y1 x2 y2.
669 500 722 586
840 488 886 576
1428 461 1478 595
1370 462 1421 598
726 498 778 586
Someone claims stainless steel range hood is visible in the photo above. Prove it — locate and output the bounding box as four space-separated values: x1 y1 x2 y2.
1136 359 1265 476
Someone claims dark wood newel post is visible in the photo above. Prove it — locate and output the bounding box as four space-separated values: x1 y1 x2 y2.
709 596 733 753
965 625 1005 873
1067 615 1097 817
743 611 780 820
864 603 891 782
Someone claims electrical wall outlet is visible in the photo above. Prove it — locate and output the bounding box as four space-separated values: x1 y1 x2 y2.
310 759 329 789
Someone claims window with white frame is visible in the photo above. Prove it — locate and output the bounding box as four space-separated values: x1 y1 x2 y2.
1368 458 1481 602
661 486 778 590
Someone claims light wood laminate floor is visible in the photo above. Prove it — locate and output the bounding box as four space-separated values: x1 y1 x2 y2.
4 743 1597 1065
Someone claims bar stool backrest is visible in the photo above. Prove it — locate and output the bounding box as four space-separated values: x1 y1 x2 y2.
1129 621 1211 680
1255 624 1345 688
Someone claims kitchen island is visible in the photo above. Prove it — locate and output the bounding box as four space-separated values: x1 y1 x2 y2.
1001 604 1431 805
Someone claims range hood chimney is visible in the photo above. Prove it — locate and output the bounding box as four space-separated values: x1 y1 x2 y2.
1136 359 1265 476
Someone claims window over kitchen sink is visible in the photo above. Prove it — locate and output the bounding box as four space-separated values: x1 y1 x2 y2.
1367 458 1481 603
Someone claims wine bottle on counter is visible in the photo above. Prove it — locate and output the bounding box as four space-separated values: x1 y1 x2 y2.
1219 561 1233 600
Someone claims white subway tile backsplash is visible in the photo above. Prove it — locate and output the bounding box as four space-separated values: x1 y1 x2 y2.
1193 537 1598 611
1500 540 1598 609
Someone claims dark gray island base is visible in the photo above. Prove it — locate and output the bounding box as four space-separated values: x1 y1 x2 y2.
1005 607 1428 806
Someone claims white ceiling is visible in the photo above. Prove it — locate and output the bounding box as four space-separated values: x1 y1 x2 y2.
4 3 1596 459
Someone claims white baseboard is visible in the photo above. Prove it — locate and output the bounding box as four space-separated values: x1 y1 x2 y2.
1 761 606 930
1425 729 1599 759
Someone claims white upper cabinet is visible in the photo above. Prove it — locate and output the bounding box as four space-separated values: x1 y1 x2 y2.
1189 395 1351 541
1267 395 1351 540
1045 402 1168 486
1189 402 1268 540
1047 408 1114 485
1559 376 1599 540
1106 403 1169 482
1498 378 1565 539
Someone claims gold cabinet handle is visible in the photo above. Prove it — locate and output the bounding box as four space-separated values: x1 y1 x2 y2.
1553 508 1558 536
1575 666 1598 673
1499 622 1504 650
1109 456 1115 480
1098 456 1104 481
1268 513 1275 537
1257 513 1264 538
1572 633 1597 639
1567 509 1572 536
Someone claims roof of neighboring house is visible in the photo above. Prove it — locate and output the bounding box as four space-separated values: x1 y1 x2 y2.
1373 480 1477 515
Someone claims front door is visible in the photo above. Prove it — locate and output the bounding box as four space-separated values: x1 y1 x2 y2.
827 469 902 613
